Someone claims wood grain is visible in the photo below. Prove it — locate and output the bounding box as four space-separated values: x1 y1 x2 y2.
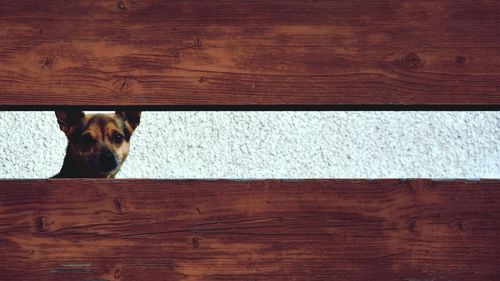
0 1 500 105
1 179 499 280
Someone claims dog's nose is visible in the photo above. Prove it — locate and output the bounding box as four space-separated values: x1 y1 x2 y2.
98 150 118 172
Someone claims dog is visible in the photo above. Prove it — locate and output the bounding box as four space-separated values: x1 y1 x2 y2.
52 111 141 178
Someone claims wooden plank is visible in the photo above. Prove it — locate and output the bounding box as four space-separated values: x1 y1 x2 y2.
0 1 499 105
0 179 499 280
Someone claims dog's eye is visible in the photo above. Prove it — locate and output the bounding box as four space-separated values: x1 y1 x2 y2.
80 134 95 147
112 133 124 144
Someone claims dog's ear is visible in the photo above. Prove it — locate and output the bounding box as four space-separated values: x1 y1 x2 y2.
115 111 141 132
55 111 85 137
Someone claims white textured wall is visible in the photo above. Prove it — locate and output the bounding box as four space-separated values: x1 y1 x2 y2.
0 111 498 179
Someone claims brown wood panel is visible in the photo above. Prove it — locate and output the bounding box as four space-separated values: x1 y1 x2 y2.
0 179 499 280
0 1 500 105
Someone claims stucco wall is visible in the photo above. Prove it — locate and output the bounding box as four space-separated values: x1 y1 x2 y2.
0 111 498 179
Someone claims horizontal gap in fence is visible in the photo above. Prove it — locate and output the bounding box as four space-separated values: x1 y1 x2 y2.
1 1 500 106
1 179 499 280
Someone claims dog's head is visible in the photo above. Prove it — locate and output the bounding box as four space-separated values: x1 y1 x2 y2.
55 111 141 178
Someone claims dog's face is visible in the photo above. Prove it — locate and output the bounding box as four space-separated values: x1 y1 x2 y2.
55 111 141 178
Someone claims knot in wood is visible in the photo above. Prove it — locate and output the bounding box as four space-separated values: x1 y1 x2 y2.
192 237 200 248
114 268 122 278
194 36 202 48
40 56 56 69
407 217 419 233
113 77 133 94
34 216 54 233
113 198 128 214
403 52 423 68
117 0 127 12
456 56 466 66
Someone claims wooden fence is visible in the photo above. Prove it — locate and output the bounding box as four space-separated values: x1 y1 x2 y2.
0 1 499 280
1 1 499 106
2 180 500 280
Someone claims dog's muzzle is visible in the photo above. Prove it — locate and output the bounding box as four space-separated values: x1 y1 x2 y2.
95 150 118 173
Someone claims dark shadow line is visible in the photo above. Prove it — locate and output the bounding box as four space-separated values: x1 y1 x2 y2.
0 105 499 111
